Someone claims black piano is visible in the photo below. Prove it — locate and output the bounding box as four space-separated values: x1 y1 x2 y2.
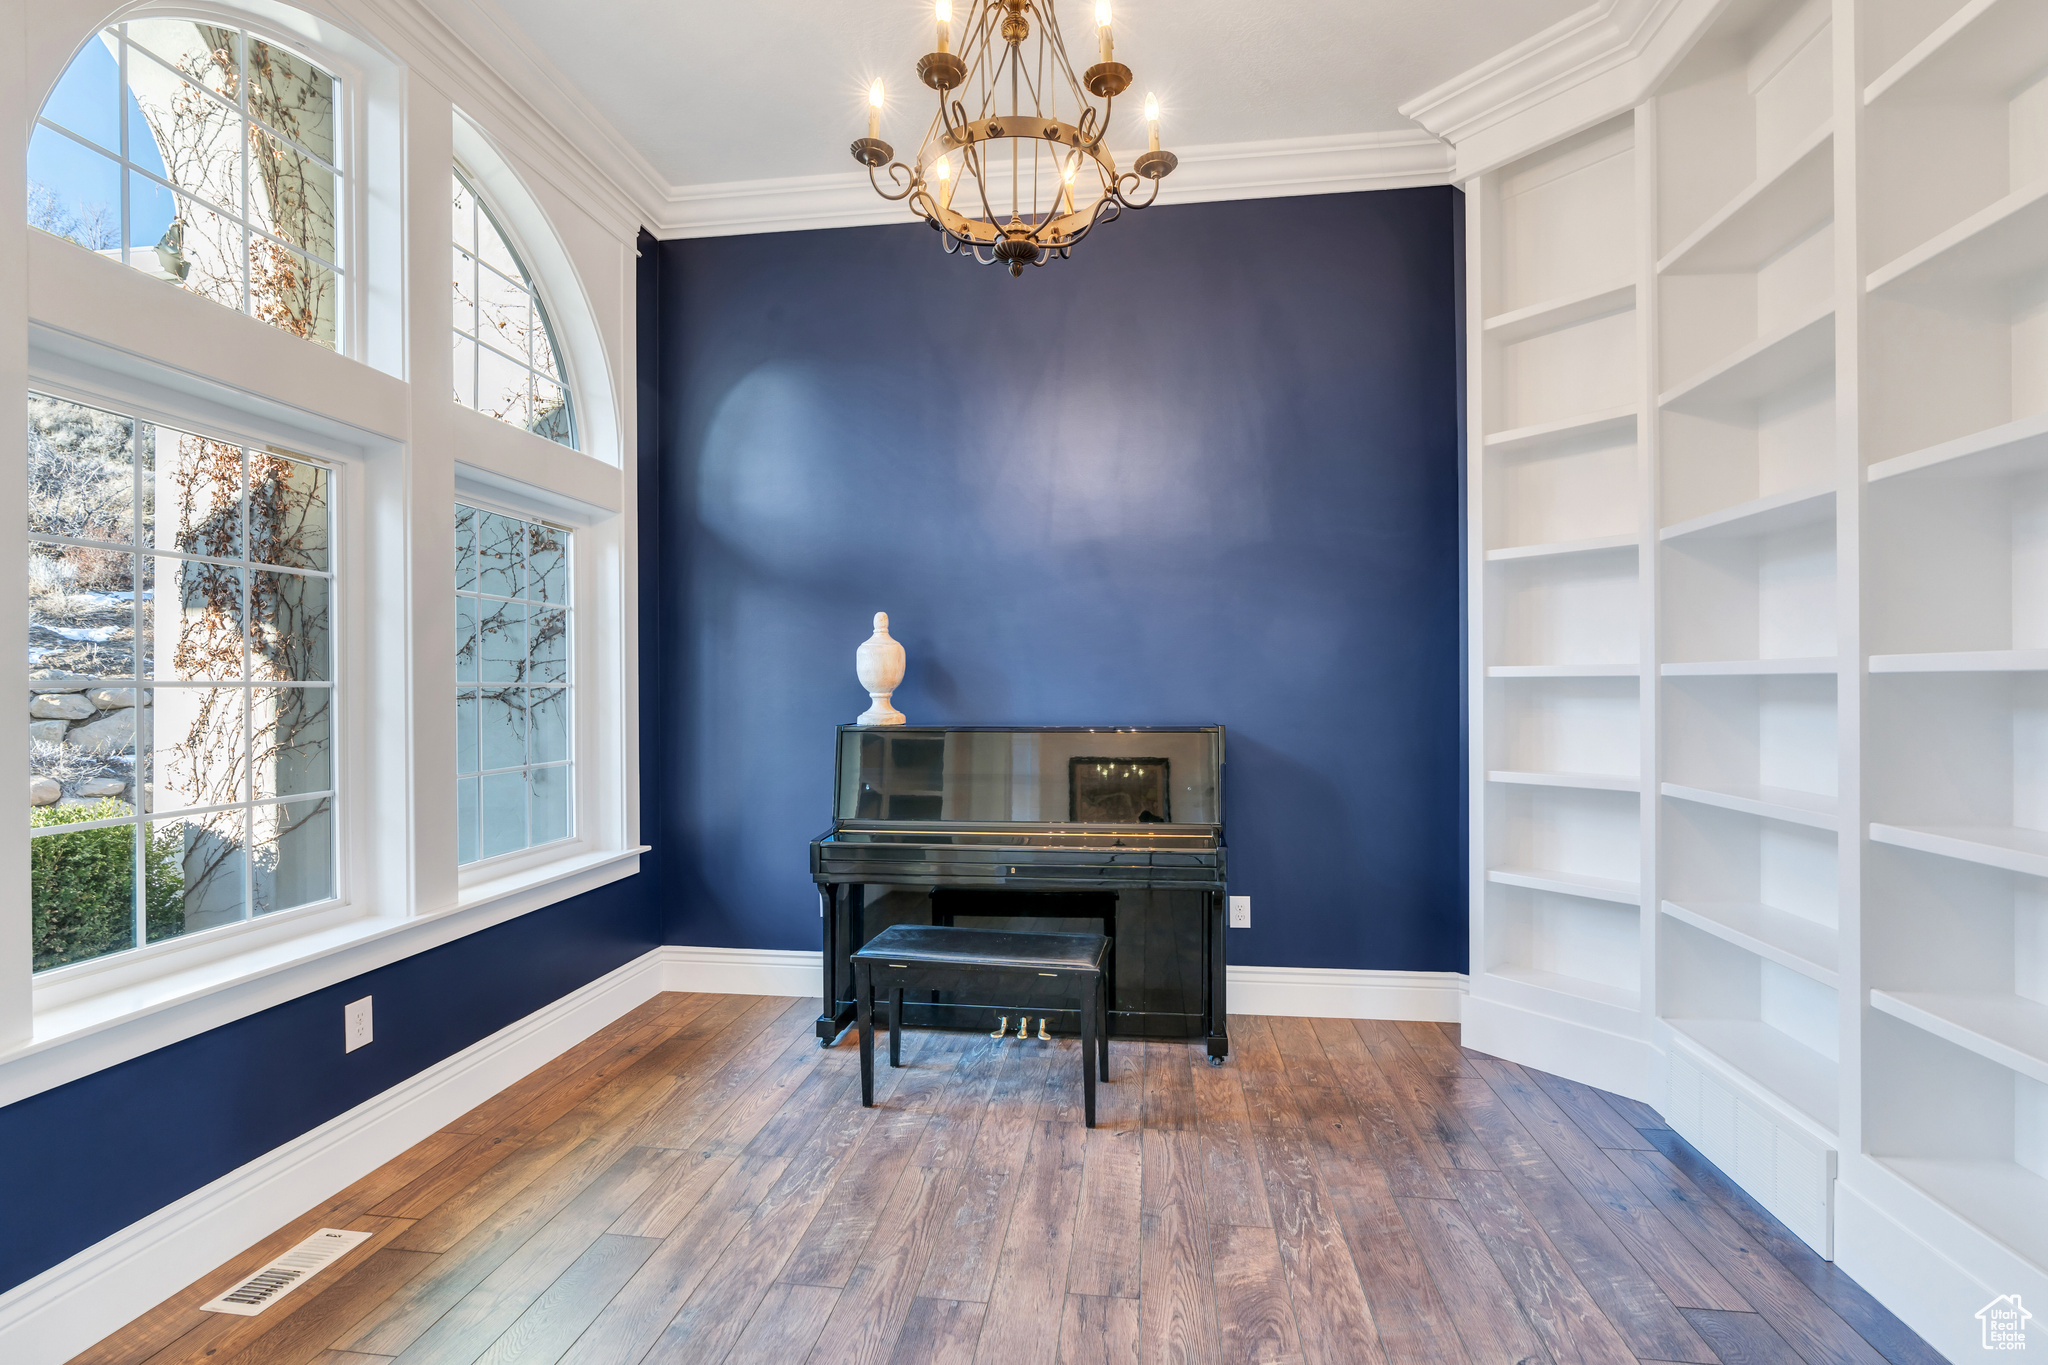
812 725 1229 1062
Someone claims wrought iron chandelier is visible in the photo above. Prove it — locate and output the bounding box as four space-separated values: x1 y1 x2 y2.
851 0 1177 276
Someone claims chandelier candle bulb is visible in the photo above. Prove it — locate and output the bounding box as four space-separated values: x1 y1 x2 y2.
1145 92 1160 152
936 155 954 209
936 0 951 54
1096 0 1113 62
868 79 883 140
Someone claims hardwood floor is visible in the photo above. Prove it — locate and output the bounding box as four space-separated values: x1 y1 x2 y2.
70 993 1942 1365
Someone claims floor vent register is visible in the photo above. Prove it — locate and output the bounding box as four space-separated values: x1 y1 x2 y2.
199 1228 372 1316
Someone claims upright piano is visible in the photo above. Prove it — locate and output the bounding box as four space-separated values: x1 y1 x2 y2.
811 725 1230 1062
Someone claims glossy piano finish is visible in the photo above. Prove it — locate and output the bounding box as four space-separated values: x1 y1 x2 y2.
812 725 1229 1061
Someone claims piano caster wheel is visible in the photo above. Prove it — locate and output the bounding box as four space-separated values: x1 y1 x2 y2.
991 1016 1009 1038
1037 1018 1052 1041
1207 1055 1223 1066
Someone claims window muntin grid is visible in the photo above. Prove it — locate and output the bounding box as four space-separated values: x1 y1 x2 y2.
28 21 343 349
455 503 573 864
451 169 576 448
27 392 338 973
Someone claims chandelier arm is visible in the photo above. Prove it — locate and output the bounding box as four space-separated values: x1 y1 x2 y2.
1058 192 1121 251
868 161 921 202
1111 171 1163 210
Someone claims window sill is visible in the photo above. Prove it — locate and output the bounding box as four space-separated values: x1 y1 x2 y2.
2 846 647 1107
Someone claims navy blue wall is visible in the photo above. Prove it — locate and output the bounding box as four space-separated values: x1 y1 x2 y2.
0 877 656 1295
649 187 1464 974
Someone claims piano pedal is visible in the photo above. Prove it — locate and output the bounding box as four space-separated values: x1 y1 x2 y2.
1037 1018 1052 1041
990 1016 1009 1038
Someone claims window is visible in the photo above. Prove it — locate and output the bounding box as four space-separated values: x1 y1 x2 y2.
451 170 576 447
455 504 572 864
28 393 338 972
29 20 343 347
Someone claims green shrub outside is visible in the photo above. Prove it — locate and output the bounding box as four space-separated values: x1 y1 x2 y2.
30 799 186 970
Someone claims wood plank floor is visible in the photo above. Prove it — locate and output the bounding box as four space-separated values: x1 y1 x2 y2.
71 994 1944 1365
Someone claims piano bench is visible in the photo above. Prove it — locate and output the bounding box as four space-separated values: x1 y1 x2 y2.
850 924 1112 1127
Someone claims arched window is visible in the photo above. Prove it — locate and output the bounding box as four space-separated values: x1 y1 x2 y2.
28 19 344 348
451 168 577 448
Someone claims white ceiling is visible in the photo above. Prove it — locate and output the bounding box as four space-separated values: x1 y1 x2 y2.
485 0 1591 189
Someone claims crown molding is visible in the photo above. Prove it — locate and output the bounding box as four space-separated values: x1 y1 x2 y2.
380 0 666 241
1399 0 1719 178
648 129 1453 240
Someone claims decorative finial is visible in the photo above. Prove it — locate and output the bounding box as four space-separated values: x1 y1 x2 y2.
856 612 907 726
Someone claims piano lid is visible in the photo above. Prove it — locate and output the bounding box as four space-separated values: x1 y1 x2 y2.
835 726 1223 828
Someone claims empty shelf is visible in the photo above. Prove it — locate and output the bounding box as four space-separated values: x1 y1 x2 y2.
1487 770 1640 793
1871 989 2048 1087
1665 1017 1838 1135
1484 407 1638 454
1487 866 1641 906
1876 1158 2048 1272
1867 179 2048 296
1661 658 1836 677
1865 0 2048 106
1663 782 1838 831
1659 126 1834 275
1660 900 1839 986
1866 410 2048 484
1660 485 1834 542
1869 650 2048 673
1484 966 1640 1013
1869 823 2048 879
1660 306 1834 413
1487 663 1640 679
1483 282 1635 344
1485 534 1638 562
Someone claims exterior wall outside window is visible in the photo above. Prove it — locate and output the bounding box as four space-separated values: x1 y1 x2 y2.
29 21 344 348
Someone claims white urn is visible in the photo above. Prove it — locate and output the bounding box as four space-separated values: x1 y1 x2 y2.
855 612 907 726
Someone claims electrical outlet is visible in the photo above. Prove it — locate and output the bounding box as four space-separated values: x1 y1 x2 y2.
344 996 373 1052
1228 896 1250 928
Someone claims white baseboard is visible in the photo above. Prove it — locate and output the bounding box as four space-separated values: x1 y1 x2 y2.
659 945 821 998
0 947 667 1365
1226 966 1468 1023
659 947 1467 1025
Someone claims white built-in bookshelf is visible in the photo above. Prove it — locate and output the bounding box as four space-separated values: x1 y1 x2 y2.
1464 0 2048 1319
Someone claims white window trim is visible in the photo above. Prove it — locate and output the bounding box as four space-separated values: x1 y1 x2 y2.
9 343 643 1108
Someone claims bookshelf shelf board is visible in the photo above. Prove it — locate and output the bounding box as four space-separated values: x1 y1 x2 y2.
1863 0 2048 106
1487 663 1641 679
1871 989 2048 1088
1486 865 1641 906
1487 769 1641 793
1482 282 1635 345
1665 1017 1839 1136
1658 125 1834 276
1485 534 1639 563
1483 965 1641 1014
1661 900 1840 987
1658 306 1835 414
1866 179 2048 296
1866 410 2048 485
1869 650 2048 674
1660 658 1837 676
1868 823 2048 880
1660 485 1834 543
1877 1158 2048 1272
1483 407 1638 456
1662 782 1838 831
